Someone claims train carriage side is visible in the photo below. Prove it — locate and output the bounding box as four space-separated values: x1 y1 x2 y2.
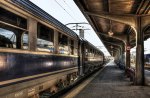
145 54 150 68
0 0 79 97
79 37 104 75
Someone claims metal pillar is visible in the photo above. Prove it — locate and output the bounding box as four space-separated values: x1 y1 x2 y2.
114 49 120 62
78 41 83 76
79 29 84 38
135 17 145 85
119 46 123 64
125 34 130 69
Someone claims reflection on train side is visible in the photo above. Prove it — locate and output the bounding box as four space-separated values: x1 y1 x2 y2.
0 27 76 55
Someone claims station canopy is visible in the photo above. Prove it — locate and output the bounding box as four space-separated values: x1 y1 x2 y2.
74 0 150 56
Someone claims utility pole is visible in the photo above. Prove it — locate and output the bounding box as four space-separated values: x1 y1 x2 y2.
66 22 90 38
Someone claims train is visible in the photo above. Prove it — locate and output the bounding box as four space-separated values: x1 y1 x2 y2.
0 0 105 98
144 54 150 68
130 53 150 68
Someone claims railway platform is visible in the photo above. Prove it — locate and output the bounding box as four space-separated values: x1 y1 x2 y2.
62 61 150 98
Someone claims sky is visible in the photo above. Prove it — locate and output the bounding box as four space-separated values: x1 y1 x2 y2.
30 0 110 56
144 39 150 54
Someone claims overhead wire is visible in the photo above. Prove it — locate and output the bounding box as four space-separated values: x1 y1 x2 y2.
54 0 77 21
62 0 78 21
54 0 91 38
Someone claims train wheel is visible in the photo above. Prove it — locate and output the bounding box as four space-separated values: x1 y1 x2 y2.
50 86 57 94
63 80 68 87
66 74 72 85
72 72 77 81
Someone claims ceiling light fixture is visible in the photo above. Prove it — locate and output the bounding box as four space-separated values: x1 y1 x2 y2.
108 20 114 36
110 45 113 49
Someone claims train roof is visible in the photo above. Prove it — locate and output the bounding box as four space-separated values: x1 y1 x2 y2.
9 0 78 39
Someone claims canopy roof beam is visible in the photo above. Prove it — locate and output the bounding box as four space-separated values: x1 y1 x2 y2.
84 11 136 27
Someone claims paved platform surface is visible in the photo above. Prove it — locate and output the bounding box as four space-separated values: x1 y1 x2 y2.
65 61 150 98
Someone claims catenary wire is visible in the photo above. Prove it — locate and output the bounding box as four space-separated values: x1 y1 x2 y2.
54 0 77 21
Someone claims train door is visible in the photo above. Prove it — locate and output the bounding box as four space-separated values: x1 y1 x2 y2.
81 42 86 74
78 40 83 76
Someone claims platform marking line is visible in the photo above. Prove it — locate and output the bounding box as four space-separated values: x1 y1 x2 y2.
61 65 107 98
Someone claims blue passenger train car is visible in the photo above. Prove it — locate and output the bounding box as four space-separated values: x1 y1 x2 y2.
145 54 150 67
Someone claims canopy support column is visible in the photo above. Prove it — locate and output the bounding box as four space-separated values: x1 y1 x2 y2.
135 17 145 85
125 34 130 69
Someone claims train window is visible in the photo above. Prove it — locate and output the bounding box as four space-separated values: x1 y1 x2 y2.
85 48 88 56
74 41 78 56
94 50 95 57
70 40 74 55
92 49 95 57
0 28 16 48
87 48 89 56
95 51 97 57
91 49 94 57
22 32 28 49
58 33 69 54
91 49 93 57
74 48 78 55
0 8 27 29
37 23 54 52
88 48 92 57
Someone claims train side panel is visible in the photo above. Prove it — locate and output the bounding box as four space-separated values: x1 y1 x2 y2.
0 52 78 83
